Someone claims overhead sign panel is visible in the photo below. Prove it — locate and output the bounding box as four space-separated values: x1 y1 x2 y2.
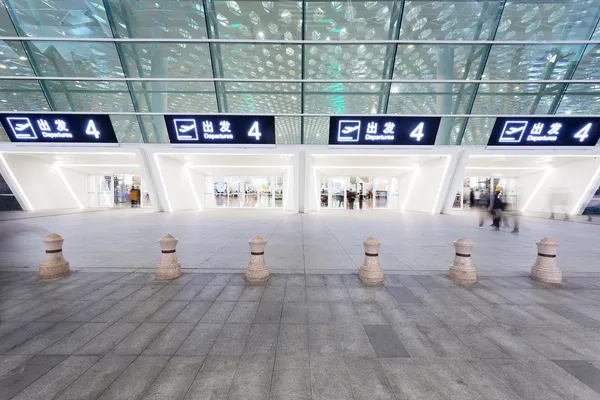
165 115 276 145
487 117 600 147
0 114 118 144
328 116 441 146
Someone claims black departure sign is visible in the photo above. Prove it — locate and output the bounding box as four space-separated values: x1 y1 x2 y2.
0 114 117 144
487 117 600 147
329 116 440 146
165 115 276 145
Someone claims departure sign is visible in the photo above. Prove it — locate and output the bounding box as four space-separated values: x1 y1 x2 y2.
0 114 117 144
329 116 440 146
165 115 275 145
487 117 600 147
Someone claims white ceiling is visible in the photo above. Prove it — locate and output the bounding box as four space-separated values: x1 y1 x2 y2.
465 155 600 177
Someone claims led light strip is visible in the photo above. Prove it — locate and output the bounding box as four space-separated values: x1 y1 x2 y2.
431 156 452 215
153 154 172 212
54 165 84 209
184 166 202 209
571 163 600 215
0 153 34 211
402 169 419 212
521 169 553 212
58 164 140 167
465 167 549 170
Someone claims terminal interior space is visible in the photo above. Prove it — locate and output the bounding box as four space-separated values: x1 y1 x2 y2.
4 0 600 399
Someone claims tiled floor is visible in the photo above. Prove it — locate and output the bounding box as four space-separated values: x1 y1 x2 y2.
1 208 600 275
1 271 600 399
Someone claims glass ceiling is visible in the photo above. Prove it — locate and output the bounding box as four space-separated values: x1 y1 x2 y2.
0 0 599 145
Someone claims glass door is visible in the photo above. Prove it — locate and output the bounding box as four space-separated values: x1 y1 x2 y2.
274 176 283 208
330 177 346 209
373 177 389 209
320 176 328 209
87 175 113 208
228 176 242 208
214 177 228 207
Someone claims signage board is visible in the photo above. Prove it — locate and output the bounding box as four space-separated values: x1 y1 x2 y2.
165 115 276 145
0 114 118 144
487 117 600 147
328 116 441 146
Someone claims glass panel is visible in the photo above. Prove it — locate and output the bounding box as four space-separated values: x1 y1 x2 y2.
374 177 389 209
445 117 467 145
0 80 50 111
305 44 392 80
139 115 169 143
0 122 9 141
387 83 475 114
28 41 125 78
483 45 584 80
462 117 496 145
305 83 387 114
119 43 213 78
105 0 209 38
46 81 134 112
212 0 302 40
331 177 346 209
393 45 485 80
305 1 397 41
275 116 300 145
0 0 17 36
5 0 112 38
132 81 218 113
109 115 144 143
556 84 600 115
572 45 600 80
304 116 329 145
496 0 600 40
215 44 302 80
224 82 300 113
0 41 35 76
471 83 558 115
399 1 503 40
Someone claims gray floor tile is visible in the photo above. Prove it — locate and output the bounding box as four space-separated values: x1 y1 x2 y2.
0 322 55 354
76 323 138 355
364 325 410 357
254 301 283 324
380 358 448 400
355 302 389 325
277 324 309 356
143 323 196 355
11 355 99 400
63 301 119 323
270 362 311 400
42 322 110 355
211 324 252 356
0 355 31 378
177 324 222 356
308 302 334 324
386 287 422 303
227 302 260 324
194 284 226 301
0 355 66 399
174 301 212 324
282 302 308 324
110 322 168 355
227 355 274 400
243 324 279 356
97 355 169 400
216 285 245 302
184 356 239 400
554 360 600 395
200 302 236 324
345 357 396 400
9 322 82 355
142 356 205 400
55 355 136 400
310 355 354 400
147 300 190 322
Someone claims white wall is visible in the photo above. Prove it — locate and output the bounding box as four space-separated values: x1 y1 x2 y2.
520 158 600 215
402 156 452 214
1 154 85 210
153 155 199 211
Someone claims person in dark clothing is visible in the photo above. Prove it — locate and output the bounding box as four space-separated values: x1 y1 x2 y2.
491 191 503 230
469 189 475 209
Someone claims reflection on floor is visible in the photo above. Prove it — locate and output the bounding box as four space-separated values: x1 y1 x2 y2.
1 209 600 275
215 195 282 208
1 271 600 399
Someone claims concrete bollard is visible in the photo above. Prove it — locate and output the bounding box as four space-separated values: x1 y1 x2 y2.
449 237 477 285
359 237 384 285
531 237 562 284
245 236 269 282
156 234 182 280
38 233 70 280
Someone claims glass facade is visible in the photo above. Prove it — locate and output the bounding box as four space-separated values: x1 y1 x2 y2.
0 0 598 145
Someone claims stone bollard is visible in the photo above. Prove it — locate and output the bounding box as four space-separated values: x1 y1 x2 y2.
449 238 477 285
531 237 562 284
156 234 182 280
359 237 384 285
245 236 269 283
38 233 70 280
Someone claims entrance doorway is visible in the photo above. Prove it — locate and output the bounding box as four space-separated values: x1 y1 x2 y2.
87 174 151 208
210 176 283 208
320 176 390 210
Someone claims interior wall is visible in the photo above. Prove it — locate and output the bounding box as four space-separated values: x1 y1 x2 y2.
154 155 199 211
1 154 85 210
402 157 451 214
187 168 205 209
59 166 87 208
516 170 547 212
520 158 600 215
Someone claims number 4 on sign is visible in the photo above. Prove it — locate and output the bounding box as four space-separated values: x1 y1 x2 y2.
574 123 592 143
248 121 262 140
409 122 425 141
85 120 101 139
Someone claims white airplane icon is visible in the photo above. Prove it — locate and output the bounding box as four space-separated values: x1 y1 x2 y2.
505 126 526 135
178 124 196 133
15 122 32 131
341 125 360 134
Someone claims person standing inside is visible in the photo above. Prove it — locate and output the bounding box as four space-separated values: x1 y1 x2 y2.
130 187 138 208
469 189 475 209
